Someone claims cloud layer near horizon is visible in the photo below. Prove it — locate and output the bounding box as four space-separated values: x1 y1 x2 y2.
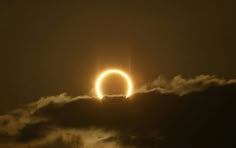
0 75 235 148
136 75 236 95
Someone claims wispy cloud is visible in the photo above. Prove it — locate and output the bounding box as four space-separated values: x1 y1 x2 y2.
136 75 236 95
0 75 235 147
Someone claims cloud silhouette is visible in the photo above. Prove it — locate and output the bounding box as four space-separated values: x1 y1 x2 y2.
0 75 235 147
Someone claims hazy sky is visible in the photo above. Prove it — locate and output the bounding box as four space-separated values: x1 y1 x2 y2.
0 0 235 112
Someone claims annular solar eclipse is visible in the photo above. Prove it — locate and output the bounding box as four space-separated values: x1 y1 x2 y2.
95 69 133 99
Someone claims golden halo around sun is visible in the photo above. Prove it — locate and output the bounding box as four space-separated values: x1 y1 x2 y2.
95 69 133 99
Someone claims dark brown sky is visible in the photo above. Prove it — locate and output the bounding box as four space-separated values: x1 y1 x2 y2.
0 0 235 113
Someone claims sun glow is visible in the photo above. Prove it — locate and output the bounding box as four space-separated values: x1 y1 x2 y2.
95 69 133 99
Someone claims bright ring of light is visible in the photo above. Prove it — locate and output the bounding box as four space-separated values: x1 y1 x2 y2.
95 69 133 99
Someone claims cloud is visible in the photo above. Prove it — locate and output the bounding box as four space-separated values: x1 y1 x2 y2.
0 75 235 147
136 75 236 95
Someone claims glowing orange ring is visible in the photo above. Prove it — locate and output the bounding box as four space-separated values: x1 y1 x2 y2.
95 69 133 99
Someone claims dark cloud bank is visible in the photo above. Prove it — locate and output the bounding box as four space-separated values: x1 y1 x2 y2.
0 75 236 148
